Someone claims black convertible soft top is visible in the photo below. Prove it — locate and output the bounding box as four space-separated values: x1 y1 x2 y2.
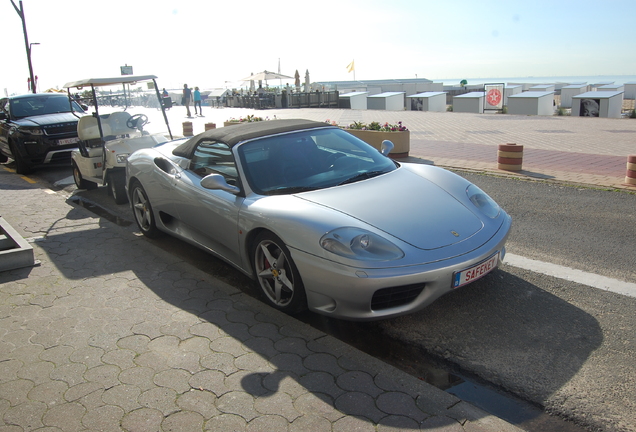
172 119 333 158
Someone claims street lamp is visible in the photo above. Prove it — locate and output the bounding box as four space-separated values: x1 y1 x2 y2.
10 1 37 93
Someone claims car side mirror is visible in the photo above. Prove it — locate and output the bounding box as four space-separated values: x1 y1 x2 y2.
200 173 240 194
381 140 394 156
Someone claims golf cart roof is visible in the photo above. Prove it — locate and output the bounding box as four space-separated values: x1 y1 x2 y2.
63 75 158 89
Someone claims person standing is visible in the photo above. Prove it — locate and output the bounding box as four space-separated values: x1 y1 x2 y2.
193 86 202 116
182 84 192 117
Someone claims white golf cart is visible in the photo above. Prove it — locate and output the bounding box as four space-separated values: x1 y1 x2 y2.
63 75 173 204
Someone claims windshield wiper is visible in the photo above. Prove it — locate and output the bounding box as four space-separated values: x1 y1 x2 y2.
268 186 318 195
338 170 387 186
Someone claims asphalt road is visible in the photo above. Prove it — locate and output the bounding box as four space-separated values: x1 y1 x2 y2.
25 164 636 432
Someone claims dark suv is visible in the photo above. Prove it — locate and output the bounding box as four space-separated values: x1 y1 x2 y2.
0 93 86 174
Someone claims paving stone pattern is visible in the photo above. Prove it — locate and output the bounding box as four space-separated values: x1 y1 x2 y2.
0 170 521 431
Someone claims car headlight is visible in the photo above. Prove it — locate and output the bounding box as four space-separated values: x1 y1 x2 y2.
22 126 44 135
467 184 500 218
320 227 404 261
116 153 130 163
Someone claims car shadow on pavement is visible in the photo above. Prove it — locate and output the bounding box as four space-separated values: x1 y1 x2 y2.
1 211 491 431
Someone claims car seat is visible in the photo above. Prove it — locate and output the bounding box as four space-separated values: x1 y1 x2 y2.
272 137 318 182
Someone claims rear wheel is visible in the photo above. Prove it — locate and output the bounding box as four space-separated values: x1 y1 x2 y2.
108 172 128 205
72 161 97 190
130 180 161 238
252 232 307 314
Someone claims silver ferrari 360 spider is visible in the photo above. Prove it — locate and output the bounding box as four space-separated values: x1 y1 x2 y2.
126 119 511 320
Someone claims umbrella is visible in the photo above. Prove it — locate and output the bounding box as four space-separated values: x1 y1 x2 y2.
304 69 310 92
241 70 293 82
294 70 300 89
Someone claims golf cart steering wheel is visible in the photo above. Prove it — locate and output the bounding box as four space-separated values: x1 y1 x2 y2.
127 114 149 130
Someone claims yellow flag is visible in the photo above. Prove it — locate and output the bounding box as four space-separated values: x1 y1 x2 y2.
346 60 355 73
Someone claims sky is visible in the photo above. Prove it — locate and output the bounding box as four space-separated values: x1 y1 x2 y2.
2 0 635 95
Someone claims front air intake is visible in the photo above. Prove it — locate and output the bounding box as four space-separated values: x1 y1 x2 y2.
371 284 425 310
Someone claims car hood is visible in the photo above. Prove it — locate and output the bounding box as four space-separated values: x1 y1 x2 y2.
14 112 81 126
298 167 484 250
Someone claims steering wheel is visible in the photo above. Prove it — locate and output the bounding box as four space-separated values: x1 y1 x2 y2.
127 114 149 130
326 152 345 169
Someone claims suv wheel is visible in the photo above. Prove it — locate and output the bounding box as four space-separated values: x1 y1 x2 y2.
10 143 33 175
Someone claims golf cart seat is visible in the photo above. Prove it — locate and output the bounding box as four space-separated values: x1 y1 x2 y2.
78 115 112 141
77 115 112 157
108 112 138 137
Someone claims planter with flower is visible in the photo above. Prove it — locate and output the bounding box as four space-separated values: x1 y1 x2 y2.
224 114 265 127
341 121 410 158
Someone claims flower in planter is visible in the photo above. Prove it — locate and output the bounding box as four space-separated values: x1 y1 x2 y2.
343 121 408 131
226 114 266 123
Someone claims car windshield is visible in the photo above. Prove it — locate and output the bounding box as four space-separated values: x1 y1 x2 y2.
238 127 398 195
10 95 85 119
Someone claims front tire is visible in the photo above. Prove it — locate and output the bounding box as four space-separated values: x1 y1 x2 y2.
72 161 97 190
130 180 161 238
10 143 32 175
252 232 307 314
109 172 128 205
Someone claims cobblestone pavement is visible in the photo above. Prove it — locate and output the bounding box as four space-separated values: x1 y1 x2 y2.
0 168 522 431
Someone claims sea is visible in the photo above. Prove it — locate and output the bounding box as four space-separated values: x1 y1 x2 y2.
431 74 636 87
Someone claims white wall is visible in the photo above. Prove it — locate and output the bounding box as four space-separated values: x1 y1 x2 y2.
560 85 588 108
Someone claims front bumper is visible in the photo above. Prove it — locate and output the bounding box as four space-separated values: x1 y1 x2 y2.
292 214 512 321
17 134 78 166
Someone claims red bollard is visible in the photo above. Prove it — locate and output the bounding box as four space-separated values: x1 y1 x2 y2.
182 121 193 136
497 143 524 171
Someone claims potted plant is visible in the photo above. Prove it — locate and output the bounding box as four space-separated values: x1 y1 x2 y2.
224 114 265 127
341 121 410 158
